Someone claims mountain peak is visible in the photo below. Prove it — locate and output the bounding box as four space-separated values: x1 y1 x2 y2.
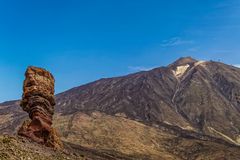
169 57 198 67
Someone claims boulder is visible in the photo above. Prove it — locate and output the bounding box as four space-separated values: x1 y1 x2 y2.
18 66 62 149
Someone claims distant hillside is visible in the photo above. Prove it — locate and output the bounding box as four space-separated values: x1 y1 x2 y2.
56 57 240 145
1 57 240 159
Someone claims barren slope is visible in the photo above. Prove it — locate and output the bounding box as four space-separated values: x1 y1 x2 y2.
1 57 240 159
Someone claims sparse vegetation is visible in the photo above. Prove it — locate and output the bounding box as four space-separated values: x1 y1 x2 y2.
0 135 83 160
1 58 240 159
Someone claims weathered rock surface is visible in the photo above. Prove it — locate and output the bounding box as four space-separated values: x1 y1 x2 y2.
0 135 83 160
1 58 240 159
18 66 62 149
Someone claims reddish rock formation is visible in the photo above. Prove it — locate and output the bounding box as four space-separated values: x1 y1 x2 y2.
18 66 62 149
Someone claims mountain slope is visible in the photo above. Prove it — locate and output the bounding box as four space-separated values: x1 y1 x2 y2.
1 57 240 159
55 57 240 145
55 111 240 160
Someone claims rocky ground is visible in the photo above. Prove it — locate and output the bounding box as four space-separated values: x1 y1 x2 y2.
1 57 240 159
0 135 82 160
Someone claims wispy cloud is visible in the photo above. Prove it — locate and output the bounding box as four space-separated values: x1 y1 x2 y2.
214 1 240 9
234 64 240 68
161 37 194 47
187 47 199 52
128 66 156 72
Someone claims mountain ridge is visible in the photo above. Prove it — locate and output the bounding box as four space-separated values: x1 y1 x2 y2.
1 57 240 159
56 57 240 145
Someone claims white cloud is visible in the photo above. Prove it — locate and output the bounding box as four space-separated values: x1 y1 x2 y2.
161 37 194 47
234 64 240 68
128 66 156 72
187 47 199 52
214 1 240 9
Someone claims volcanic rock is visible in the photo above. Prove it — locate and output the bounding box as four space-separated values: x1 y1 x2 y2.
1 57 240 159
18 66 62 149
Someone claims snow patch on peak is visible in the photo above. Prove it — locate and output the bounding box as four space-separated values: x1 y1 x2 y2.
173 64 190 78
194 61 206 66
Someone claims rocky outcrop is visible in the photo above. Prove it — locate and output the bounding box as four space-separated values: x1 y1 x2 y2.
18 66 62 149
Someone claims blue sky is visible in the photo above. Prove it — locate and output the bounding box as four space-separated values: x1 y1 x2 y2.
0 0 240 102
